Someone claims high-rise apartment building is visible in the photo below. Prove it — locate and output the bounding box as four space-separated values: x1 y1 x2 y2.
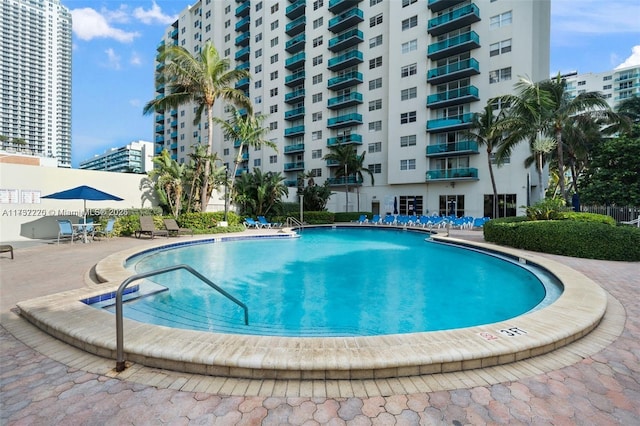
79 140 154 174
0 0 72 168
563 65 640 110
153 0 550 217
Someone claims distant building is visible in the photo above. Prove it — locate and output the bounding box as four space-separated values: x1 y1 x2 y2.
562 64 640 110
0 0 72 168
79 141 154 174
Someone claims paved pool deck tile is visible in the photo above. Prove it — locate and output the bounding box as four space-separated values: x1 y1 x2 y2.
1 229 639 424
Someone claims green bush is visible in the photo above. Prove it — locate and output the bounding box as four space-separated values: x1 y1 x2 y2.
558 212 616 226
334 212 371 222
302 211 335 224
525 198 570 220
484 217 640 261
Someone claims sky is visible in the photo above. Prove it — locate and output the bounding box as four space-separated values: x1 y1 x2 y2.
64 0 640 168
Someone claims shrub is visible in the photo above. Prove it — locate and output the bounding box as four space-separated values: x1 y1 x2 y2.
334 212 371 222
302 211 335 224
558 212 616 226
525 198 570 220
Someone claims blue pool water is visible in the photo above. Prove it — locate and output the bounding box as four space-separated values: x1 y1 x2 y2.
115 228 560 337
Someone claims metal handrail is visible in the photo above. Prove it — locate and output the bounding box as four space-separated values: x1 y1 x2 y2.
115 264 248 372
285 216 304 229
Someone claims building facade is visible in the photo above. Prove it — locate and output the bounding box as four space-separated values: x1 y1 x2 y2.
79 140 154 174
0 0 72 168
153 0 550 217
563 64 640 110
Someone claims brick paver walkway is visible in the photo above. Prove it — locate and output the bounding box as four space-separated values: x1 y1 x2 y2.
1 230 639 425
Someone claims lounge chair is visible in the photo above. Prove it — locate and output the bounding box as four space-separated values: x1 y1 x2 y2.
382 215 396 225
56 219 79 244
370 214 381 225
0 244 14 259
355 214 368 224
257 216 274 228
244 218 261 228
163 218 194 236
94 218 116 240
135 216 169 239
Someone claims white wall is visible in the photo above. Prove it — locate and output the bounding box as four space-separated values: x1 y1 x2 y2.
0 164 158 241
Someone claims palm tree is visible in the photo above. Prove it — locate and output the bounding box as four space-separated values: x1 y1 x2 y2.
466 103 505 218
352 151 374 211
233 169 288 216
323 143 358 212
143 41 252 212
149 150 185 218
616 95 640 137
184 145 220 212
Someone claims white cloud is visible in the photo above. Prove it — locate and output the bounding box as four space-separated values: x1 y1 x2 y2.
552 0 640 34
129 99 142 108
133 1 177 25
104 48 121 70
130 51 142 67
615 45 640 69
71 8 139 43
102 5 130 24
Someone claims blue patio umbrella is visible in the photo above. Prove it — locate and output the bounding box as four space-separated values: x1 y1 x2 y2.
42 185 123 221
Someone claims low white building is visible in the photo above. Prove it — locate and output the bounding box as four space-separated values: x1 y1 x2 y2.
79 140 154 174
562 64 640 110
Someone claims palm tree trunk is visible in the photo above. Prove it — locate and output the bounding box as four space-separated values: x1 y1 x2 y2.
537 153 545 201
556 129 566 202
487 151 498 218
200 105 214 212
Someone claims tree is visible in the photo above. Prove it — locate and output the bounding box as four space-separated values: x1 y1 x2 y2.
149 150 185 218
578 135 640 206
466 103 506 218
323 143 358 212
351 151 374 211
184 145 221 212
143 41 252 212
233 169 288 216
616 95 640 138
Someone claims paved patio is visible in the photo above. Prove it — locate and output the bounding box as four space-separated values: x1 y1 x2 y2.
1 230 639 425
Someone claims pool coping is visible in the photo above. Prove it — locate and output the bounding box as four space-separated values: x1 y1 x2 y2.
16 228 608 380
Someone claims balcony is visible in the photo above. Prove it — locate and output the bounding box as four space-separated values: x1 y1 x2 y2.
155 135 164 143
326 159 340 167
236 167 249 176
286 0 306 20
285 34 305 53
285 52 306 69
328 29 363 52
285 16 306 36
155 144 164 153
170 110 177 116
327 71 363 90
428 4 481 36
284 161 305 171
328 0 363 14
327 50 363 71
285 89 305 103
426 85 479 108
155 114 164 123
235 1 250 17
327 92 363 109
170 28 178 38
156 40 165 51
285 70 305 86
285 107 305 120
155 62 165 71
235 16 250 32
234 139 242 148
327 133 362 146
284 180 299 187
235 77 250 90
170 120 177 127
240 152 249 161
236 61 250 71
427 58 480 85
327 113 363 128
284 125 305 137
427 0 465 12
426 113 474 132
426 140 479 157
328 8 364 33
155 125 165 132
328 176 363 186
235 32 250 47
284 143 305 154
425 167 478 181
235 46 250 61
427 31 480 61
170 143 178 150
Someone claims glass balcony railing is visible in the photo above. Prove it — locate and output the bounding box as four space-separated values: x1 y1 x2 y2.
427 31 480 60
284 161 305 171
327 92 363 109
285 16 306 36
425 168 478 181
285 125 305 136
327 113 363 128
285 107 305 120
327 176 363 185
327 50 363 71
285 0 306 19
427 0 465 12
328 0 363 14
284 143 305 153
327 133 363 146
328 8 364 33
235 32 250 46
427 58 480 83
427 4 481 36
426 140 479 156
285 89 305 103
327 71 363 90
328 29 364 52
285 34 305 53
235 46 250 61
235 16 250 32
285 52 306 69
285 70 305 86
426 85 479 107
426 113 475 131
235 1 250 17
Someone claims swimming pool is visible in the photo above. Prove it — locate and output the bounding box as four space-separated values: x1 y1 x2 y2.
117 227 561 337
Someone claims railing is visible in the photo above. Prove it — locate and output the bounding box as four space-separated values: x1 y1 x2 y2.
580 205 640 224
115 264 248 372
285 216 304 229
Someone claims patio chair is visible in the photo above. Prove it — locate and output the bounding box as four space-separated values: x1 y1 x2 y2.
370 214 381 225
382 215 396 225
355 214 368 224
56 219 79 244
79 217 96 241
94 218 116 240
244 218 261 228
0 244 14 259
257 216 274 228
135 216 169 239
163 218 194 237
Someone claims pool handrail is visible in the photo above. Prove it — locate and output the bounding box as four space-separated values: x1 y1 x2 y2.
115 264 249 372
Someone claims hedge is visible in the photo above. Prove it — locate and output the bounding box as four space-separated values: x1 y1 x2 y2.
484 217 640 261
334 212 372 222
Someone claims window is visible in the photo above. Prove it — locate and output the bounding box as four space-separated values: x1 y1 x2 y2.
269 155 277 164
402 0 417 6
369 163 382 173
489 39 511 56
269 121 278 130
370 34 383 48
313 36 323 47
371 0 382 5
255 96 262 104
313 55 323 66
401 16 417 31
271 3 278 13
401 39 418 53
224 33 230 42
577 81 586 86
311 149 322 159
270 20 279 30
254 64 262 73
400 159 416 170
369 99 382 111
313 17 323 29
369 56 383 69
270 88 278 97
312 93 323 103
401 87 417 101
255 33 262 43
490 11 512 28
313 0 323 10
400 111 417 124
255 17 262 27
256 1 262 11
311 168 322 177
489 67 512 83
370 14 383 27
603 75 612 81
254 81 262 89
312 130 322 140
270 54 278 64
603 84 612 90
400 135 416 147
254 159 261 167
369 78 382 90
369 121 382 131
270 37 279 47
270 71 278 80
483 194 517 218
269 105 278 113
312 74 323 84
255 48 262 58
312 112 323 121
224 48 230 57
368 141 382 153
223 148 230 156
401 63 417 78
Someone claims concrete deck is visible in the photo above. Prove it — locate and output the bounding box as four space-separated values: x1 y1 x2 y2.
1 229 639 424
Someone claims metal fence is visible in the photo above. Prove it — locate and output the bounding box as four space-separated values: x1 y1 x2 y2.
580 205 640 223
